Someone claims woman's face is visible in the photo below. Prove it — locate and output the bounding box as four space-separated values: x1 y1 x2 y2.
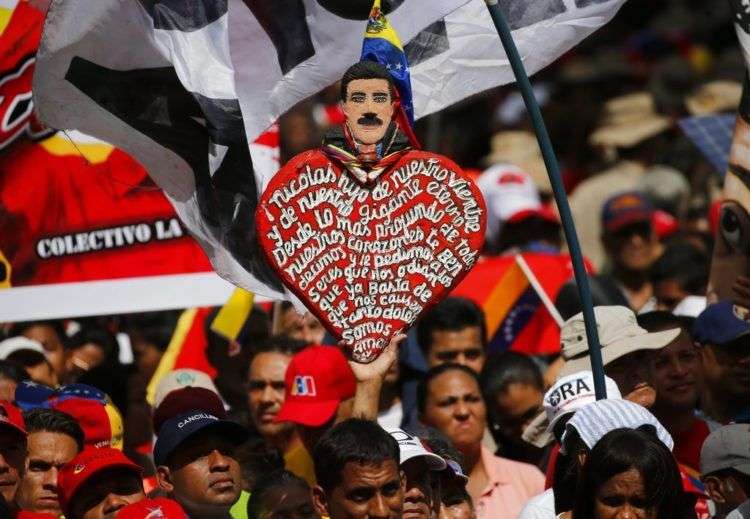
422 370 486 452
594 468 656 519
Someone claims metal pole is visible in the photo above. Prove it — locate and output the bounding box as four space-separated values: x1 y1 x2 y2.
484 0 607 399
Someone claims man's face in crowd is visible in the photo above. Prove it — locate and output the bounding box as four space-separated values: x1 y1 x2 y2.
157 430 242 515
280 309 326 346
646 331 701 410
342 78 395 145
70 468 145 519
65 342 106 381
604 351 656 408
604 221 658 273
131 338 163 376
313 460 405 519
700 336 750 402
16 431 79 514
422 371 486 452
653 280 690 312
426 327 485 374
22 324 65 379
0 430 25 506
438 476 474 519
259 484 319 519
401 458 436 519
248 352 294 440
490 382 543 442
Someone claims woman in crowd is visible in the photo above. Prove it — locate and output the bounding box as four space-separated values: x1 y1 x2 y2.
418 363 544 519
572 427 685 519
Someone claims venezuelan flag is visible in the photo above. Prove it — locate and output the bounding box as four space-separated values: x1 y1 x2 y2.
361 0 418 144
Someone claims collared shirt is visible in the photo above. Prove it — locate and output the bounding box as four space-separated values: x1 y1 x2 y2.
476 445 545 519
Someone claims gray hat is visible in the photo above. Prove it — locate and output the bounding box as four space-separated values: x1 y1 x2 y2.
701 424 750 477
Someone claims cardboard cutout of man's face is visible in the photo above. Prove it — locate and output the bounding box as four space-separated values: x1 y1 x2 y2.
342 78 395 145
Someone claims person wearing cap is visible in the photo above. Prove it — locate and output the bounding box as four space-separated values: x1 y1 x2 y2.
638 312 708 472
386 428 446 519
116 497 188 519
519 372 622 519
556 305 680 409
9 321 67 381
57 447 146 519
0 401 27 515
420 428 474 519
418 363 544 519
275 345 357 457
694 301 750 422
16 408 84 516
700 425 750 519
311 418 404 519
154 410 248 518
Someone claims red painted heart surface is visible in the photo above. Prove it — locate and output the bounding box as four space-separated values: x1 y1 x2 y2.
257 149 486 362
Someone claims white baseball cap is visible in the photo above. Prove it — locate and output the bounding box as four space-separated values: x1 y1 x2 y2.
476 163 541 241
386 428 446 470
560 399 673 454
523 371 621 447
558 306 680 378
154 369 219 408
0 337 45 360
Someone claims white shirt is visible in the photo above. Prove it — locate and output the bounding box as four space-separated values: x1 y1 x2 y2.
728 500 750 519
519 488 555 519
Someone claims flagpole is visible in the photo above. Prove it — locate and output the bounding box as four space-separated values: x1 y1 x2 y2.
484 0 607 399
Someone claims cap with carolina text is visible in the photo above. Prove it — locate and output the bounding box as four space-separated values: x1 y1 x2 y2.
386 428 446 470
700 424 750 477
153 410 247 466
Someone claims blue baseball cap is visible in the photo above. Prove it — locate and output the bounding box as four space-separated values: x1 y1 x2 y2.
693 301 750 345
153 409 247 466
601 191 653 233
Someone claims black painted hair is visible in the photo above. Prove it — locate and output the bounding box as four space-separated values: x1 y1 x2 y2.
340 61 394 100
572 428 684 519
247 469 311 519
417 363 482 415
416 297 487 355
23 408 85 452
312 418 399 493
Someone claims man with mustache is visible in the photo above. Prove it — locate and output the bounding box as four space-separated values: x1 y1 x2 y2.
154 409 248 518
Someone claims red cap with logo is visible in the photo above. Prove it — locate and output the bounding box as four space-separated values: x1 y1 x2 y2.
274 345 356 427
58 447 142 513
116 497 188 518
0 400 25 437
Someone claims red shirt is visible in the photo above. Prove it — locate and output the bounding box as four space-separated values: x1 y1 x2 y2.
674 418 710 473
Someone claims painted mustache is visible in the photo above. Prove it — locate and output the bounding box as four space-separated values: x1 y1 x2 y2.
358 113 383 126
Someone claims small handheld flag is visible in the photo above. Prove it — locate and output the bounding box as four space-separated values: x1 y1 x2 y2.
361 0 420 147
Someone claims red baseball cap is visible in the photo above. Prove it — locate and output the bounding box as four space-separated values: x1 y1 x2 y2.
506 205 559 225
275 345 356 427
116 497 188 518
58 447 142 513
0 400 26 438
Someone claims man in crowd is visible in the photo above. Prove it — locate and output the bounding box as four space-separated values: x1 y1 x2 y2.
57 447 146 519
155 409 247 518
246 337 310 482
556 191 661 316
9 321 66 381
694 301 750 422
0 401 26 515
417 297 487 374
638 311 708 471
701 425 750 519
275 345 356 457
479 352 545 465
387 428 446 519
275 302 326 345
557 305 679 408
311 418 404 519
16 408 84 515
650 242 709 312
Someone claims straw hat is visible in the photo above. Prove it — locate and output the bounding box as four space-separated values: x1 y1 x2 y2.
685 80 742 116
589 92 670 149
483 131 551 192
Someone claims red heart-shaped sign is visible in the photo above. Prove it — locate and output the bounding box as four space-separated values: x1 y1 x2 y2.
257 149 486 362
